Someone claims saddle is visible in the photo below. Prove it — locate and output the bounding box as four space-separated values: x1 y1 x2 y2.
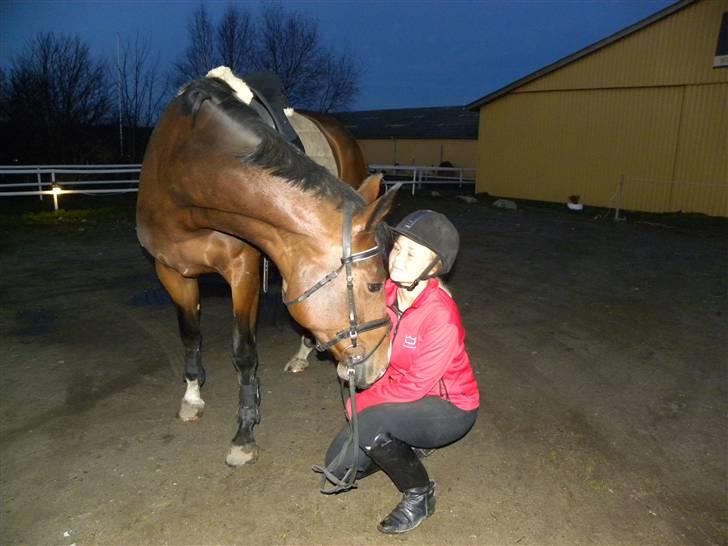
245 71 338 177
244 72 304 152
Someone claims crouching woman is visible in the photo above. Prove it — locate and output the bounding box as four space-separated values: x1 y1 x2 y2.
319 210 479 534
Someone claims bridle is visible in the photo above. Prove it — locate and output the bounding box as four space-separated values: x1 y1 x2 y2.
283 200 391 494
283 200 391 364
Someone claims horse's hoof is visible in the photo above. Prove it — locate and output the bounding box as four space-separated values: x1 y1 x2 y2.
178 399 205 421
226 444 259 467
283 357 309 373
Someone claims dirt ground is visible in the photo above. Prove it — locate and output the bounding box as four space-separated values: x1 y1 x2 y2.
1 193 726 546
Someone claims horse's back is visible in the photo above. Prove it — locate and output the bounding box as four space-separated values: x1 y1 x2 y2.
302 112 368 188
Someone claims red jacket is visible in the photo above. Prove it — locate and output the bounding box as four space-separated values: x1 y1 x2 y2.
348 278 479 416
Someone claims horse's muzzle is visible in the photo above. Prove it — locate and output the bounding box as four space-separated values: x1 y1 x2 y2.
336 352 387 388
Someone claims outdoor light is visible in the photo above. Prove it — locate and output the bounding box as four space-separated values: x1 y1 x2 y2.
51 184 62 211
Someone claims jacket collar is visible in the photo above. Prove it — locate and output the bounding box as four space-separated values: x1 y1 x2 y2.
385 278 440 310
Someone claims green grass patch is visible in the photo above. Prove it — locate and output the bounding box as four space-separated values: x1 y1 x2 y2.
586 479 609 492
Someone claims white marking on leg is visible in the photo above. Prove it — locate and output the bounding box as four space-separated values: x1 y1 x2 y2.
284 107 294 117
183 378 204 406
283 336 312 373
178 379 205 421
226 444 259 467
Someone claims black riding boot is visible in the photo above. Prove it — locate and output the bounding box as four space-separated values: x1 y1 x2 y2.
365 432 436 534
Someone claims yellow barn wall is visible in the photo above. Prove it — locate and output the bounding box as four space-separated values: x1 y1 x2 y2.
476 83 727 216
518 0 728 92
475 0 728 216
358 139 477 168
670 83 728 216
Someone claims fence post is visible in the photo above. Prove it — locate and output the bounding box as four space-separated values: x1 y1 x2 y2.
263 257 269 294
411 169 416 196
51 170 59 211
458 169 463 189
614 174 624 221
37 168 43 201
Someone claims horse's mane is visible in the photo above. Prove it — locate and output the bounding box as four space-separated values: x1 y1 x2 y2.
177 76 365 210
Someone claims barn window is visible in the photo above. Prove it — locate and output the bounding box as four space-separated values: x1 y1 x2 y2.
714 12 728 68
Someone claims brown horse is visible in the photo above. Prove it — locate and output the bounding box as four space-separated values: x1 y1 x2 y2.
137 69 398 466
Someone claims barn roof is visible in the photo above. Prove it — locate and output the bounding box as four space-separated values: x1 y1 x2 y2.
330 106 478 140
466 0 696 110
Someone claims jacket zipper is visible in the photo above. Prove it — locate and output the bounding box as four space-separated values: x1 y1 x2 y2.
389 304 412 343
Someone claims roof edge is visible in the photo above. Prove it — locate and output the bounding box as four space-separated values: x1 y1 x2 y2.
466 0 696 111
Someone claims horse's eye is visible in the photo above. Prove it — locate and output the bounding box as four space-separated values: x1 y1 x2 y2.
367 283 383 293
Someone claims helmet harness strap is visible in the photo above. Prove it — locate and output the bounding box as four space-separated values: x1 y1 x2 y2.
394 254 442 292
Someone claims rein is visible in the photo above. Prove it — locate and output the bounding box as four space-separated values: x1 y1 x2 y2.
283 201 390 494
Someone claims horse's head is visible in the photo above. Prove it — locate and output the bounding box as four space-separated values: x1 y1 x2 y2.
284 175 398 388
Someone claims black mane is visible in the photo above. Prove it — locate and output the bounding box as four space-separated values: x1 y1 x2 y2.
177 77 365 210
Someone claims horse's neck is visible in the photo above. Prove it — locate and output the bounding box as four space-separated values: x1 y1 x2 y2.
190 191 342 281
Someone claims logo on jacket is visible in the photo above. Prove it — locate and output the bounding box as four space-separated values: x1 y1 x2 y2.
403 335 417 349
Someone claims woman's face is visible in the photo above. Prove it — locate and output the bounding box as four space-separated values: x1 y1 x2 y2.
388 235 437 284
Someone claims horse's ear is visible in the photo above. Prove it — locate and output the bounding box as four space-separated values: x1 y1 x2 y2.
357 174 383 204
354 183 401 233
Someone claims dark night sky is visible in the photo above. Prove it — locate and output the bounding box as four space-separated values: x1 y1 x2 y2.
1 0 676 110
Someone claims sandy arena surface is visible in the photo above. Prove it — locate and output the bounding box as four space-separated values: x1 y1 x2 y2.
1 193 726 545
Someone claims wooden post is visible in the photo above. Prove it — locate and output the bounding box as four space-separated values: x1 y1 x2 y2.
51 171 59 211
263 257 269 294
37 168 43 200
614 175 624 221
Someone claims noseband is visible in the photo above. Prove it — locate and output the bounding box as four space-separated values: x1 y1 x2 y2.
283 201 391 363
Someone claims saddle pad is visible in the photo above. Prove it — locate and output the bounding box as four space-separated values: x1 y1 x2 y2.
287 112 339 177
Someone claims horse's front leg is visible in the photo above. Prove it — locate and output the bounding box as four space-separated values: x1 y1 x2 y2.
283 335 314 373
223 250 262 467
155 261 206 421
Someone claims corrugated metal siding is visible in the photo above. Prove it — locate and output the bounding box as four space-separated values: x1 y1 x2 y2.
477 87 683 208
475 0 728 216
519 0 728 92
670 83 728 216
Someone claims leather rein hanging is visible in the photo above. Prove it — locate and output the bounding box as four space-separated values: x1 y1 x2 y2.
283 201 391 493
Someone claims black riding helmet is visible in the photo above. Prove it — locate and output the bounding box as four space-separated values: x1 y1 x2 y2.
389 210 459 288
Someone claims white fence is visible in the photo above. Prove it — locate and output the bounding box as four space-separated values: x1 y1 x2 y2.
0 164 142 210
0 163 477 210
370 164 476 195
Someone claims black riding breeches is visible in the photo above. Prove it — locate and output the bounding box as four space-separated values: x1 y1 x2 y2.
324 396 478 479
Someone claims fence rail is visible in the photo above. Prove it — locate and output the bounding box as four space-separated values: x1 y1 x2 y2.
0 164 143 209
0 163 478 210
369 164 476 195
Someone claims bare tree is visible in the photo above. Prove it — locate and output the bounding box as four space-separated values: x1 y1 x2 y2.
115 34 170 160
173 3 216 86
173 3 361 112
5 32 110 162
0 67 9 122
253 4 326 108
314 47 362 113
217 4 256 75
